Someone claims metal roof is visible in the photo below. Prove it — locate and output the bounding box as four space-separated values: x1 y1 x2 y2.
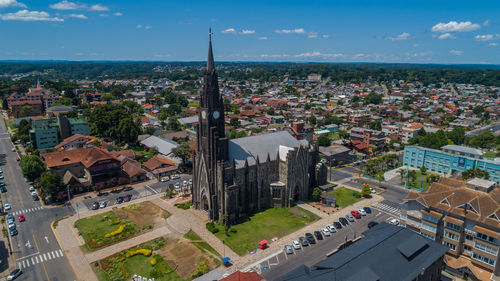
442 145 483 156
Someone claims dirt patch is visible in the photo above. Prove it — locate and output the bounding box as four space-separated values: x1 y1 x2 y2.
159 239 217 279
114 201 168 228
309 202 340 215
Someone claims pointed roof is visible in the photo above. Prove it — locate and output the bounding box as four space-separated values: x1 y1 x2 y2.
207 28 215 71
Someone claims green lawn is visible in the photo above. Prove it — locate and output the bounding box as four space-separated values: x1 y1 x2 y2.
211 207 319 256
75 211 137 251
184 230 221 259
484 151 497 159
328 187 363 208
407 180 430 191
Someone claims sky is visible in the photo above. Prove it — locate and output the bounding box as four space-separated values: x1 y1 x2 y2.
0 0 499 64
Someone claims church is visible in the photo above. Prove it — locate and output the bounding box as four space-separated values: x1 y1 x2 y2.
192 31 326 225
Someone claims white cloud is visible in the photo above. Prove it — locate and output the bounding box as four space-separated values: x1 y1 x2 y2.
88 4 108 11
322 34 330 38
307 32 318 38
221 28 236 34
144 25 151 29
489 43 498 46
99 13 108 17
0 9 63 21
405 51 433 57
275 28 318 39
437 33 456 40
113 12 122 16
0 0 26 8
137 24 151 29
136 24 142 28
68 13 87 19
474 34 499 41
449 49 464 55
258 36 267 40
387 32 411 41
483 19 490 26
50 0 85 10
353 53 364 58
295 51 343 58
431 21 480 32
240 29 255 34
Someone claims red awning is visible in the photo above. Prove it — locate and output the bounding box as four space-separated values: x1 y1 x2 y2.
259 240 268 245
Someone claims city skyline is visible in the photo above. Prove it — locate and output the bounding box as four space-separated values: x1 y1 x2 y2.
0 0 499 64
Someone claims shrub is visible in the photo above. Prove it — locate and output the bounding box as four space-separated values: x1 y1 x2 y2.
150 257 157 266
125 248 152 258
112 220 121 225
105 224 126 238
206 222 219 234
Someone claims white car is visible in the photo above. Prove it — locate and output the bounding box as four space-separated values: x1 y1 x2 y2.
358 209 367 216
11 148 15 152
370 188 376 194
29 186 35 192
99 201 107 208
327 224 337 233
389 218 400 225
160 177 170 182
174 182 180 188
188 178 192 184
183 180 187 186
171 175 180 180
8 222 15 229
321 228 331 237
4 203 11 210
292 240 301 250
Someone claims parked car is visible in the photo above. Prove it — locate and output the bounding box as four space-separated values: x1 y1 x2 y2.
122 186 133 191
123 194 132 202
284 245 293 255
188 178 192 184
321 228 331 237
334 221 342 229
292 240 301 250
0 186 6 193
161 177 170 182
7 214 14 224
9 228 17 236
7 268 21 280
32 194 39 201
370 187 376 194
29 186 35 192
367 221 379 228
183 180 188 186
174 182 180 188
91 202 99 210
11 148 16 152
389 218 400 225
8 222 15 229
99 201 107 208
327 224 336 233
16 157 20 162
171 175 180 180
358 209 367 216
0 174 4 179
314 231 323 240
339 217 348 226
299 237 308 246
346 214 355 222
115 197 124 204
18 215 25 222
351 210 361 219
4 203 11 210
31 191 37 197
363 207 372 214
305 233 316 244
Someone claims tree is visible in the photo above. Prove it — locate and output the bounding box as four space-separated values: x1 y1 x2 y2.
312 187 322 201
351 96 360 103
318 134 330 147
117 117 141 144
230 117 239 128
20 155 46 181
363 91 383 105
308 115 317 126
361 184 371 197
408 170 417 182
40 170 63 198
368 120 382 131
399 169 405 184
447 126 465 145
420 166 427 174
167 118 181 131
171 143 193 168
2 98 7 110
19 105 33 117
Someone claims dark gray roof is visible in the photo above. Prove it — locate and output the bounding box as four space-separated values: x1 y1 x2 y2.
442 145 482 156
276 223 448 281
48 105 74 111
227 131 309 168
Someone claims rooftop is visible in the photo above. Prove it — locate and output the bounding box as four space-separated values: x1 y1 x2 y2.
442 144 483 156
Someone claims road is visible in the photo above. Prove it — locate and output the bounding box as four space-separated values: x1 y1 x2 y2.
0 114 77 281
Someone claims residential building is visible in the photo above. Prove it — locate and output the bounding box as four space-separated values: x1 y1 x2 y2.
9 99 44 118
54 134 101 151
349 127 386 151
403 145 500 183
29 115 90 149
276 222 448 281
7 87 60 117
143 155 178 178
140 135 181 164
400 122 424 143
400 177 500 280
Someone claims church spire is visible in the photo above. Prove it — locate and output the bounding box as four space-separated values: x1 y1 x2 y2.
207 28 214 71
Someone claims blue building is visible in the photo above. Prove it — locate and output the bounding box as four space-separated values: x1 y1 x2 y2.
403 145 500 183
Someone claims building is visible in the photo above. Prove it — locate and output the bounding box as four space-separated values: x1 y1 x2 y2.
29 115 90 149
139 135 181 164
9 99 44 118
7 86 60 117
318 145 352 166
403 145 500 183
276 222 448 281
349 127 386 151
54 134 101 151
192 32 324 224
307 73 322 82
220 271 263 281
143 156 178 178
400 177 500 280
400 122 424 143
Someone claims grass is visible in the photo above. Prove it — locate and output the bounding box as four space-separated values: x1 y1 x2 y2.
407 180 430 191
75 211 137 251
211 206 319 256
184 230 221 259
484 151 497 159
188 101 200 107
327 187 363 208
52 214 74 229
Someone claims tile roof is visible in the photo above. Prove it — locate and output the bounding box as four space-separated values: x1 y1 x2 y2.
43 147 118 168
143 155 178 171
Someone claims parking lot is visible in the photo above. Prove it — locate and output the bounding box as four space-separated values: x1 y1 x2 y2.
250 208 400 280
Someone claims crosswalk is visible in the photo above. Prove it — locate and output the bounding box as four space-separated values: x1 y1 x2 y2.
11 206 43 215
371 202 401 216
17 249 64 270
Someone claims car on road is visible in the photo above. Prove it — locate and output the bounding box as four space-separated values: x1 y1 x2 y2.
327 224 337 233
389 218 400 225
321 228 331 237
3 203 11 210
18 215 25 222
7 214 14 223
299 237 309 246
8 222 15 229
29 186 35 192
123 194 132 202
292 240 301 250
171 174 180 180
339 217 348 226
161 177 170 182
367 221 379 228
351 210 361 219
305 233 316 244
122 186 133 192
346 214 355 222
99 201 107 208
358 209 367 216
334 221 342 229
7 268 21 280
115 197 124 204
9 228 17 236
91 202 99 210
284 245 293 255
16 157 20 162
363 207 372 214
188 178 192 185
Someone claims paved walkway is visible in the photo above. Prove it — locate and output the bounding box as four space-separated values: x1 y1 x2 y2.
295 202 329 218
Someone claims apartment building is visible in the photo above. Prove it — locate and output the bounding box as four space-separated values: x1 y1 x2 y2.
349 127 386 151
400 122 424 143
400 177 500 280
30 115 90 149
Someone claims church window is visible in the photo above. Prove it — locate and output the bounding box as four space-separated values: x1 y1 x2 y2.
272 186 281 199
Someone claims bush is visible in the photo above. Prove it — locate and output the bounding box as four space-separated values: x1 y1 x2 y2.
105 224 126 238
125 248 152 258
150 257 157 266
206 222 219 234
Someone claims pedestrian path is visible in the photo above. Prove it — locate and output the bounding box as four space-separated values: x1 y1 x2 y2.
16 249 64 270
11 206 43 215
371 202 400 216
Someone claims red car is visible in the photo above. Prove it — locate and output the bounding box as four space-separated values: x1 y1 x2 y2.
18 215 25 222
351 210 361 219
16 157 20 161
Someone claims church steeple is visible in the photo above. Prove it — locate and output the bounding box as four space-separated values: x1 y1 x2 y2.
207 28 214 72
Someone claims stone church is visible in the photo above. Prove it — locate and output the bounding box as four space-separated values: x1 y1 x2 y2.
192 31 326 224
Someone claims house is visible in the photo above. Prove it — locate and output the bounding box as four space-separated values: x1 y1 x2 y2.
349 127 386 151
143 156 178 178
321 191 336 206
140 135 181 164
54 134 100 151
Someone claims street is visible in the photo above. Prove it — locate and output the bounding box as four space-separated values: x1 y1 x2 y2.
0 115 77 281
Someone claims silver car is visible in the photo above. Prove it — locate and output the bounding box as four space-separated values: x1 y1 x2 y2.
346 214 355 222
284 245 293 255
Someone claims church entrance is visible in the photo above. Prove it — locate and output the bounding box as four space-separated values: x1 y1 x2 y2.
294 186 300 202
202 195 209 211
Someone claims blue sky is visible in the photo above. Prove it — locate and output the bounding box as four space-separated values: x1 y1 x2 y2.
0 0 499 64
